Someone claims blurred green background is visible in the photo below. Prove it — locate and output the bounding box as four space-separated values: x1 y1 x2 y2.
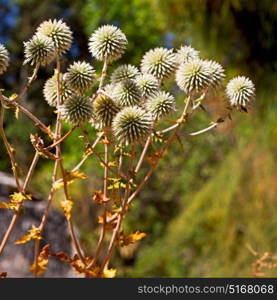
0 0 276 277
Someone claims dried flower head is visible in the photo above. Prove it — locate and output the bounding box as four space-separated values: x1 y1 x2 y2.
112 79 142 107
176 59 211 94
36 19 72 54
93 93 120 128
110 64 139 84
43 72 73 107
0 44 9 75
135 73 160 98
204 60 225 88
176 45 199 65
88 25 127 62
146 91 176 120
24 35 55 66
112 106 152 145
226 76 255 109
141 47 177 81
60 94 94 124
65 61 96 92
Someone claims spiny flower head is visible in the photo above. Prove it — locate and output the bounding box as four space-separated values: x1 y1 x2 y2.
226 76 255 109
204 60 225 88
65 61 96 92
146 91 176 120
0 44 9 75
36 19 72 54
112 106 152 145
110 64 139 84
176 59 211 94
93 93 120 128
60 94 94 124
88 25 127 62
43 72 73 107
24 35 55 66
135 73 160 98
176 45 199 65
141 47 177 81
112 79 142 107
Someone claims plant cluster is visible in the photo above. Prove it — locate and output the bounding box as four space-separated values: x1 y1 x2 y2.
0 19 255 277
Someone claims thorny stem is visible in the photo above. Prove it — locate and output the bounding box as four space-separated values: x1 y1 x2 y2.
134 135 151 174
98 59 108 91
18 64 40 100
88 135 109 268
101 146 136 272
0 105 21 191
0 151 40 256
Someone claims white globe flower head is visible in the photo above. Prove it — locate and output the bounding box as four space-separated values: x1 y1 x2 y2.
204 60 225 88
176 45 199 65
65 61 96 92
43 72 73 107
110 64 139 84
24 35 55 66
135 73 160 98
60 94 94 125
0 44 9 75
93 93 120 128
88 25 128 62
112 79 143 107
226 76 255 109
36 19 73 55
141 47 177 81
176 59 212 94
146 91 176 120
112 106 153 145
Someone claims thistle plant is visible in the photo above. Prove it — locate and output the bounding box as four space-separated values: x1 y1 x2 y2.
0 44 9 75
0 19 256 278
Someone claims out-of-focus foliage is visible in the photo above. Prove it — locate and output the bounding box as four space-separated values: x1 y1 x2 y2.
0 0 276 277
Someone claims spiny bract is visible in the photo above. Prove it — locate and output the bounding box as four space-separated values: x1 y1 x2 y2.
226 76 255 109
43 72 73 107
110 64 139 84
65 61 96 92
135 73 160 98
60 94 94 124
93 93 120 128
24 35 55 66
112 106 152 145
146 91 176 120
204 60 225 88
88 25 127 62
141 47 177 81
36 19 72 54
112 79 142 107
0 44 9 75
176 59 211 94
176 45 199 65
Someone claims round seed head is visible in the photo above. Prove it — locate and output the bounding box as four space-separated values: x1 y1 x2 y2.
24 35 55 66
36 19 72 54
43 72 73 107
88 25 127 62
65 61 96 92
146 91 176 120
0 44 9 75
93 93 120 128
112 106 152 145
110 64 139 84
141 47 177 80
204 60 225 88
176 59 211 94
226 76 255 109
60 94 94 124
135 73 160 98
112 79 142 107
176 45 199 65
